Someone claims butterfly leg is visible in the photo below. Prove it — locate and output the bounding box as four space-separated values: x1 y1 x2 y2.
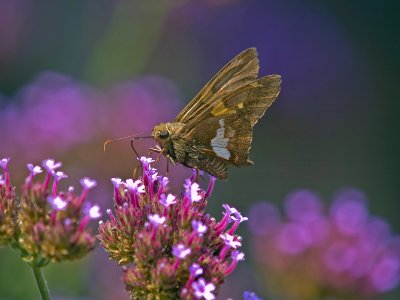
133 165 139 179
190 168 200 182
147 145 162 156
154 151 163 165
130 139 141 159
130 139 143 178
166 159 170 177
147 145 164 171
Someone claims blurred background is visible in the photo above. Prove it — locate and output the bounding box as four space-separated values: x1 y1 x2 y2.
0 0 399 299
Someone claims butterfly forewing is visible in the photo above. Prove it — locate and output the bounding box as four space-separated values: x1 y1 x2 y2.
224 75 281 126
175 48 259 123
183 75 281 133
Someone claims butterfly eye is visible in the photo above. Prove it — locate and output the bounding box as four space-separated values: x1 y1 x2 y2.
159 130 169 139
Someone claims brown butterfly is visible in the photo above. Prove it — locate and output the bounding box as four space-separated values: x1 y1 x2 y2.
150 48 281 180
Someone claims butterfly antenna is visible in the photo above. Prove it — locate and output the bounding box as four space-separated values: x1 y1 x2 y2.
103 130 152 152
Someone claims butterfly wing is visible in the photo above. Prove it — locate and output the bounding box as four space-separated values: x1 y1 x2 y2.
182 75 281 179
183 115 249 179
183 75 281 132
175 48 259 123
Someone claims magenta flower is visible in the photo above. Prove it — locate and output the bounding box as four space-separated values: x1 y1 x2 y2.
87 205 101 219
185 180 202 202
111 177 122 186
27 163 43 175
0 158 10 169
148 214 166 226
160 193 176 207
48 196 68 210
231 250 245 261
125 179 145 193
139 156 154 164
80 177 97 190
42 158 62 173
54 171 68 180
243 291 263 300
98 157 246 299
173 244 192 259
231 211 248 223
192 278 216 300
222 204 238 216
249 189 400 300
190 263 203 277
192 220 207 235
220 233 242 249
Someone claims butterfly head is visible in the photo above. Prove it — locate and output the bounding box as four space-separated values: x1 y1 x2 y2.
152 123 172 147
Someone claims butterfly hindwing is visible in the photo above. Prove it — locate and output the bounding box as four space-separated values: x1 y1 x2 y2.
181 75 281 179
210 115 254 166
185 114 252 169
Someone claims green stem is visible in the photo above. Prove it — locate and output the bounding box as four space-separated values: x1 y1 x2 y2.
32 266 51 300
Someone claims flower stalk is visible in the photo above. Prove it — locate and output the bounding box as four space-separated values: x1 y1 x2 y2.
32 265 51 300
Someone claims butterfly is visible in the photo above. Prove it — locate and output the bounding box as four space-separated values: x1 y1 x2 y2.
150 48 281 180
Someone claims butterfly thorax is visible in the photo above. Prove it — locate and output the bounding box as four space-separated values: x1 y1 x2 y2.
152 122 187 162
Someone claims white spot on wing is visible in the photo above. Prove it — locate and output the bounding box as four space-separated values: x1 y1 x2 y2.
211 119 230 159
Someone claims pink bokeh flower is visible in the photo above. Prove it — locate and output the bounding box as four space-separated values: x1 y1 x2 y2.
249 189 400 300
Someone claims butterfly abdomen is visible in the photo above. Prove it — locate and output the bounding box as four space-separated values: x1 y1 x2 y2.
185 149 228 180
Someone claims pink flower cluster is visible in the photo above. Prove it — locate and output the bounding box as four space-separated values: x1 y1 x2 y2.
98 157 247 300
249 189 400 300
0 157 101 266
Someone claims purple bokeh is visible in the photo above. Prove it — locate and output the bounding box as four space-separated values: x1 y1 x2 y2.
167 0 378 138
0 72 182 174
249 188 400 299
